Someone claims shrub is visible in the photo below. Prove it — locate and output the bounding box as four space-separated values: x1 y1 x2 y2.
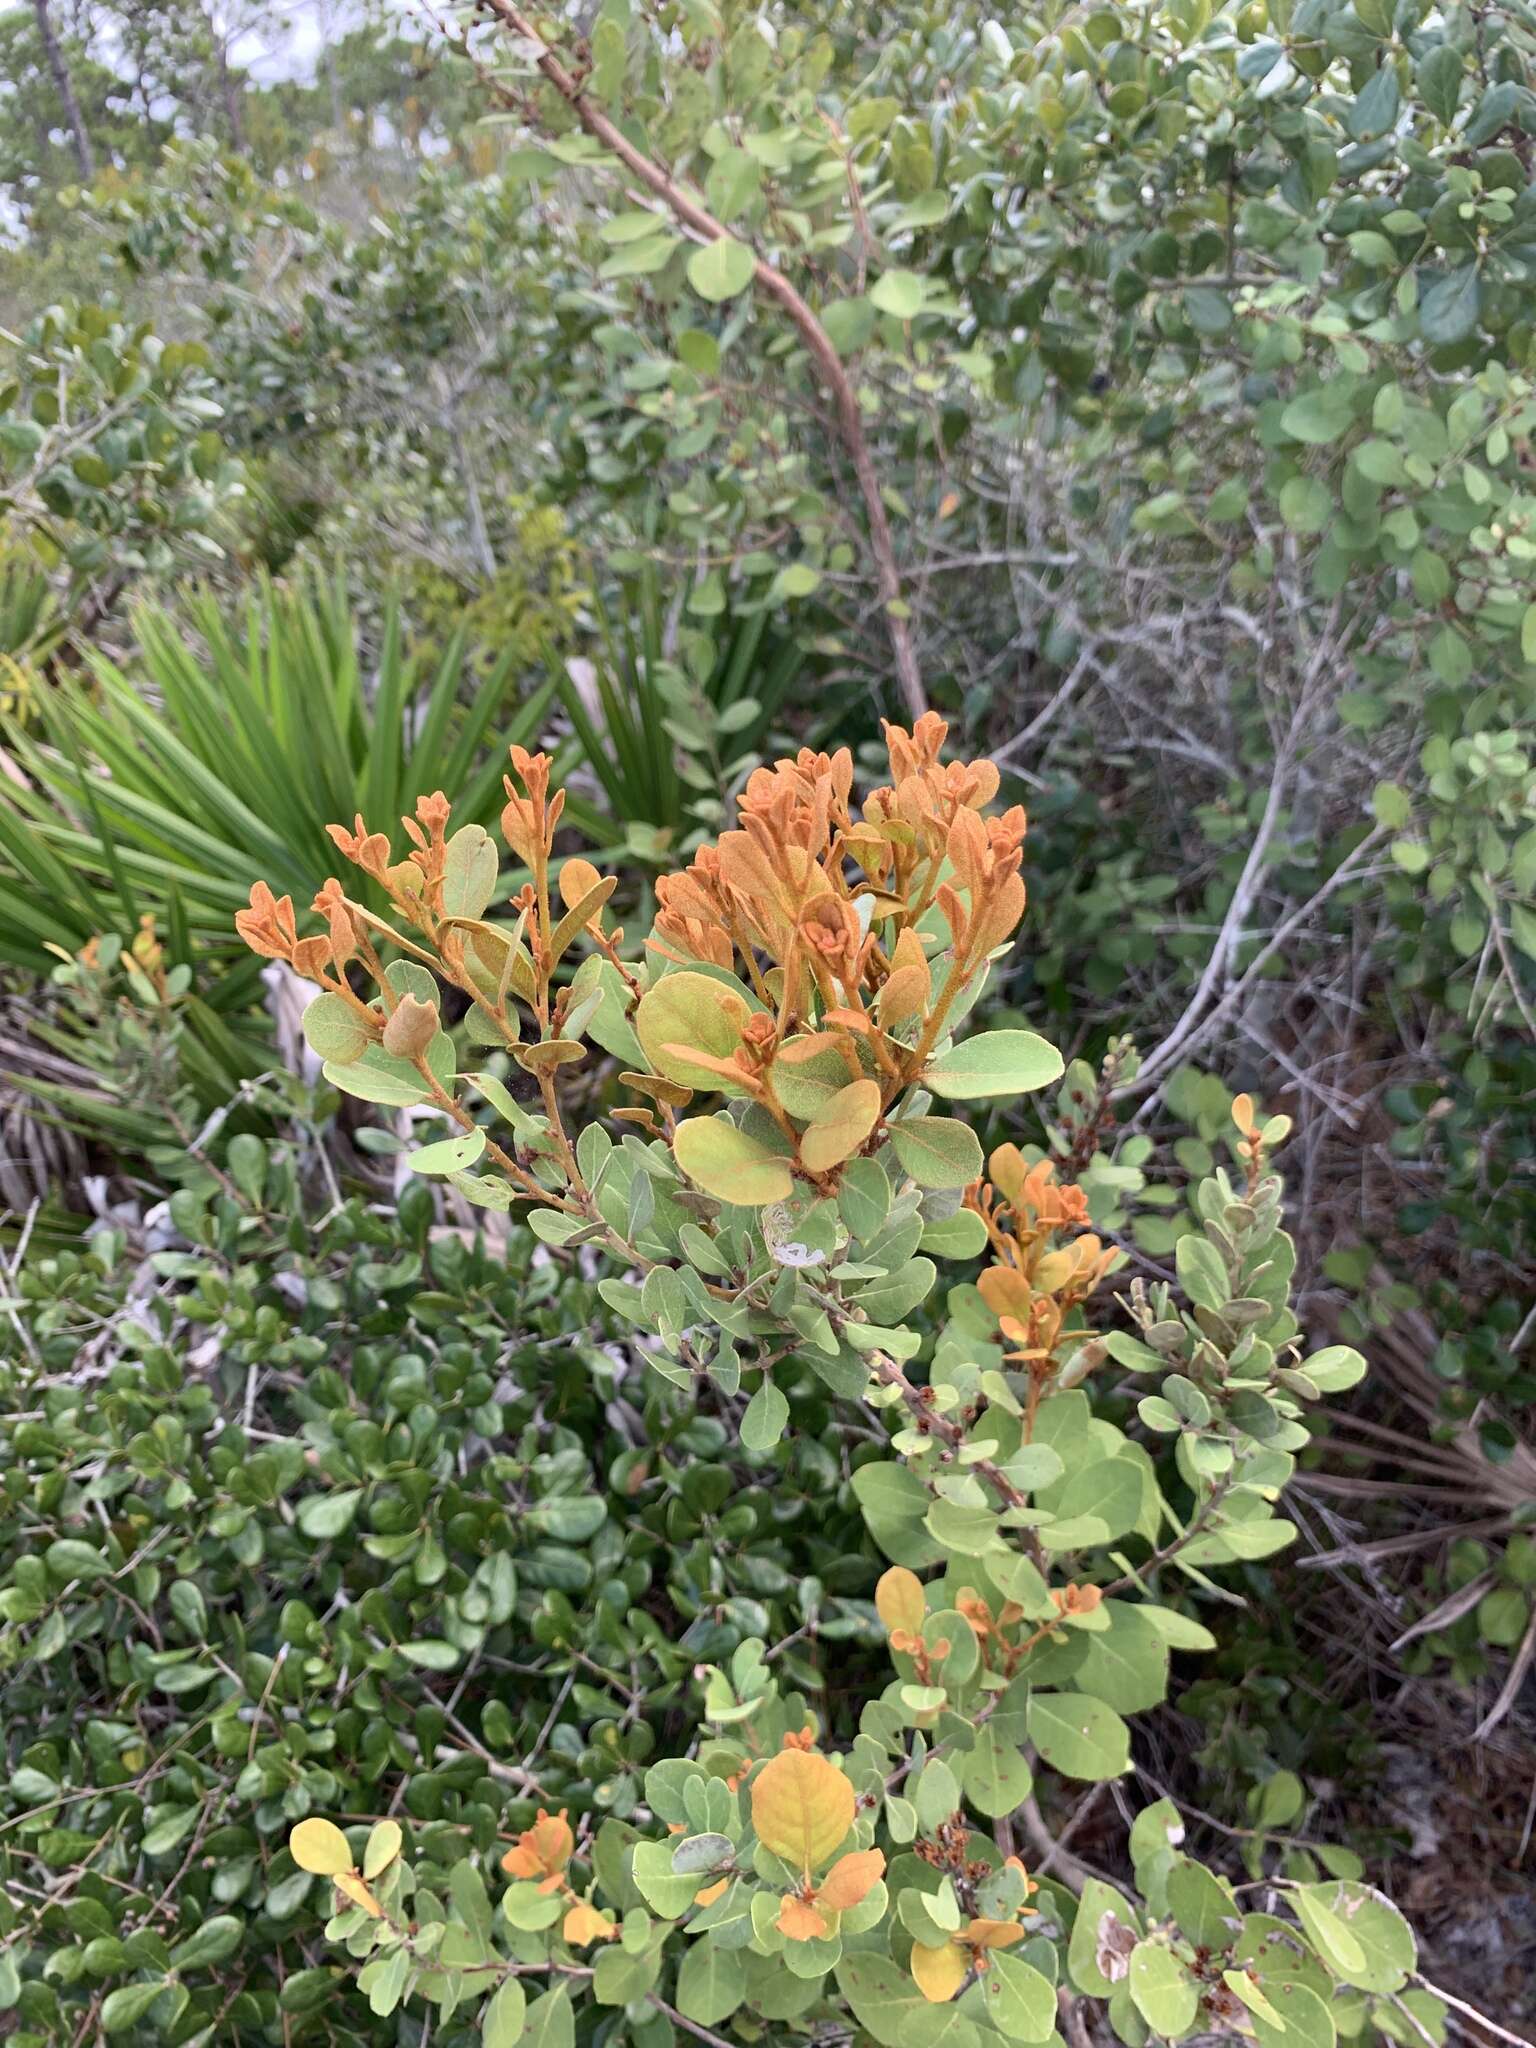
0 1166 874 2040
221 720 1439 2046
0 299 242 594
553 566 814 855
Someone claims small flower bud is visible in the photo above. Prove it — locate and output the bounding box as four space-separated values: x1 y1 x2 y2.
1056 1337 1107 1390
381 993 439 1060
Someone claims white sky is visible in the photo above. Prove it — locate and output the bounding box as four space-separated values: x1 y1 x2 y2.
0 0 391 85
232 1 344 82
241 1 441 82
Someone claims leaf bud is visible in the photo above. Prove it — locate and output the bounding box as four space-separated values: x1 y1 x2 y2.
381 993 439 1060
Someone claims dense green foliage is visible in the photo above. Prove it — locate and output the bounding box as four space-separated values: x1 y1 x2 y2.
0 576 558 973
0 1165 886 2038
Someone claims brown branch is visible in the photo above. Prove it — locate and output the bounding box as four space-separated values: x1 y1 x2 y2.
1018 1791 1100 1892
866 1351 1049 1577
649 1997 740 2048
33 0 94 179
1097 1478 1236 1600
1470 1596 1536 1744
475 0 928 722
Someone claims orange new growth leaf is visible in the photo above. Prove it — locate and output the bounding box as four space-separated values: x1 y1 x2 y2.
750 1748 855 1875
286 1820 381 1915
968 1152 1119 1406
879 925 932 1026
236 881 299 962
649 717 1026 1033
501 1809 575 1889
964 1918 1028 1953
326 814 394 881
380 992 439 1060
816 1848 885 1913
800 1077 880 1174
774 1847 884 1941
776 1894 830 1942
313 877 357 971
977 1264 1033 1322
232 721 1032 1167
562 1900 618 1946
956 1587 1001 1639
334 1871 384 1919
501 745 560 865
559 857 603 912
911 1916 1029 2003
398 789 452 895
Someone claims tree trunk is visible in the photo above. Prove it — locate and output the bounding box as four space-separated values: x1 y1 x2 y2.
205 4 245 151
33 0 94 180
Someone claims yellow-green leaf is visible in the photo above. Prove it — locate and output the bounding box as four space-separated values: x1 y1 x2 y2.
1129 1942 1199 2036
888 1114 983 1190
874 1566 926 1637
1026 1694 1130 1781
363 1819 402 1881
800 1078 880 1174
301 992 371 1064
1292 1887 1366 1977
290 1818 353 1876
442 824 499 920
636 971 752 1091
687 236 755 302
924 1030 1063 1100
674 1116 793 1207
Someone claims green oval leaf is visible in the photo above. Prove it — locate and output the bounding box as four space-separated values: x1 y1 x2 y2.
1026 1693 1131 1781
408 1127 487 1176
1129 1941 1199 2036
484 1975 527 2048
301 992 371 1064
686 236 755 302
923 1030 1064 1100
673 1116 793 1206
889 1114 984 1189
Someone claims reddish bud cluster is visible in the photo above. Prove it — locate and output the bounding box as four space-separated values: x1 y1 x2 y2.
501 745 562 866
653 715 1027 1025
960 1150 1118 1419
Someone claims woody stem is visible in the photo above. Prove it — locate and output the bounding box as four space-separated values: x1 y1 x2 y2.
866 1351 1050 1578
410 1062 581 1213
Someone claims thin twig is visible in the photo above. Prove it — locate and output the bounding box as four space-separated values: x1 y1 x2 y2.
649 1997 739 2048
1470 1598 1536 1744
1415 1974 1536 2048
1118 833 1389 1099
1017 1793 1104 1890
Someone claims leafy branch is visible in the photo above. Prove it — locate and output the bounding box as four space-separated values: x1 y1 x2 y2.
472 0 928 722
